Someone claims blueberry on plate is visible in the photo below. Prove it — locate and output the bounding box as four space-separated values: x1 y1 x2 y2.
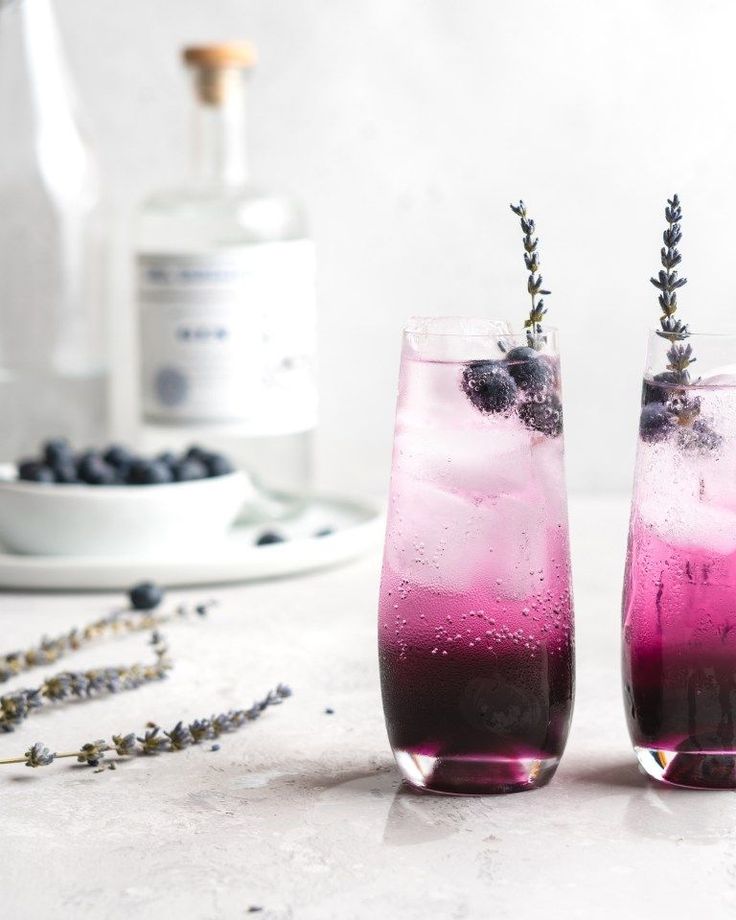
461 361 517 413
129 581 164 611
642 371 683 406
156 450 179 469
127 459 174 485
43 437 74 467
77 452 117 485
204 452 235 477
255 531 286 546
639 403 675 443
18 459 56 483
53 460 80 484
518 394 563 437
504 346 554 394
185 445 209 463
172 457 208 481
104 444 137 469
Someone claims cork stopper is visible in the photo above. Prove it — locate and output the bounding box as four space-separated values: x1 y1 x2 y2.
183 42 257 106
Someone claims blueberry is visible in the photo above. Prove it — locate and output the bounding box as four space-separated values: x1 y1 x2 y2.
127 460 157 485
518 394 563 437
504 346 554 393
129 581 164 611
43 437 73 467
642 371 683 405
112 464 132 485
172 458 208 481
185 445 209 463
18 460 55 483
461 361 517 413
147 461 175 484
156 451 178 469
639 403 675 443
255 531 286 546
127 460 174 485
204 452 234 477
53 460 80 484
103 444 136 468
678 419 723 453
315 527 334 538
76 449 101 467
77 452 116 485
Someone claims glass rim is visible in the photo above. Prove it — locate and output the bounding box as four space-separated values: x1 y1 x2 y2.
404 316 559 340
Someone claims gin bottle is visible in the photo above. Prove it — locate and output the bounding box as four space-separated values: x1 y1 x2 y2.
0 0 107 459
135 43 316 501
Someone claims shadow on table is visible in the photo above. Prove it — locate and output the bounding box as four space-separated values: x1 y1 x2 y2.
565 758 647 790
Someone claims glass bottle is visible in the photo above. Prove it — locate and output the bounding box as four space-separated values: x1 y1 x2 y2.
135 43 316 507
0 0 107 460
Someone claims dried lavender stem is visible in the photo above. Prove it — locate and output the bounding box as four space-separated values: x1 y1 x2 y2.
510 200 552 348
0 599 215 684
2 684 292 770
0 751 81 766
651 194 694 375
0 637 171 732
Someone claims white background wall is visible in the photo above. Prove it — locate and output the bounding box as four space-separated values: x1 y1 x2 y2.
54 0 736 496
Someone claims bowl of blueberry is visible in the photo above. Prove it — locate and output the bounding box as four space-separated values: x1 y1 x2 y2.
0 440 253 556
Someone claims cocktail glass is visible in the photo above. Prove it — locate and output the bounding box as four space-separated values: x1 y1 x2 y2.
378 317 575 794
623 331 736 788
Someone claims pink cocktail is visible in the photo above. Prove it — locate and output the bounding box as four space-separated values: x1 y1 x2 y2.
623 332 736 787
378 318 574 794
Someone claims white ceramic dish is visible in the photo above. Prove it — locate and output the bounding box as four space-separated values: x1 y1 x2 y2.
0 464 253 556
0 495 383 590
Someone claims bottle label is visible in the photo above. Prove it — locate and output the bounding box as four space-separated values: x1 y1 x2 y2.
137 242 317 434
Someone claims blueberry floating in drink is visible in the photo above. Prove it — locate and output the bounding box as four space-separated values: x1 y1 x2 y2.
504 345 554 394
460 331 563 437
461 361 517 414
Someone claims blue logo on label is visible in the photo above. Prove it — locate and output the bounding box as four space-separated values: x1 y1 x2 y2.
155 367 189 407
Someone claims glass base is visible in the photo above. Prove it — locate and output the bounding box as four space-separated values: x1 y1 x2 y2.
635 746 736 789
393 749 559 795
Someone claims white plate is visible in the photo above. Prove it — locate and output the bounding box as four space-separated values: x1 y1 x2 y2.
0 495 384 590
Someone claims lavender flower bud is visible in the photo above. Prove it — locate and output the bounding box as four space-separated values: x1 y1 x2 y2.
24 742 55 768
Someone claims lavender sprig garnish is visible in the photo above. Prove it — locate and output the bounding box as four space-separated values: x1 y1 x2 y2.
639 195 721 448
0 591 216 684
0 635 171 732
651 194 695 382
510 200 551 349
0 684 292 770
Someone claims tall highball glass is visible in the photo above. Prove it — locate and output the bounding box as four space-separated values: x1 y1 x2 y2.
623 331 736 788
378 318 574 794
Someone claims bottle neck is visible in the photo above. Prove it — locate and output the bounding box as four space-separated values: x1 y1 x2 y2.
0 0 96 202
189 67 249 187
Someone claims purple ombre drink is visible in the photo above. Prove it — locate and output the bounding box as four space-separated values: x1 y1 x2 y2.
378 318 574 794
623 335 736 787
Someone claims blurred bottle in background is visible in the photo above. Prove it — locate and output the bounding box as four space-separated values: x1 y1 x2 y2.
0 0 108 460
135 43 316 510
